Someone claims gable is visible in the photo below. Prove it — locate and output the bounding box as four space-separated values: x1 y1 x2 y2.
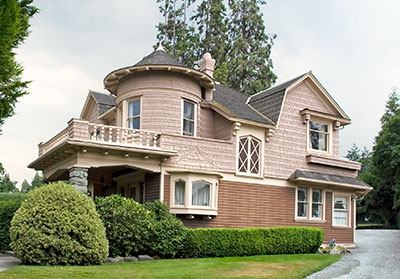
80 94 98 121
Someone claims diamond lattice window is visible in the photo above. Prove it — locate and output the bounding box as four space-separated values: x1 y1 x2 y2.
238 136 260 175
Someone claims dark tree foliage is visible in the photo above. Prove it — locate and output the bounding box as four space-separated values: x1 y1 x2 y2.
0 163 18 193
155 0 277 93
348 90 400 227
0 0 38 132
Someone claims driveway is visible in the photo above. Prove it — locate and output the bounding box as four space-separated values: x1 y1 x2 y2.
0 253 21 272
307 229 400 279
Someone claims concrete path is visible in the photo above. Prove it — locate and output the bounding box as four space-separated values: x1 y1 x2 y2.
308 229 400 279
0 253 21 272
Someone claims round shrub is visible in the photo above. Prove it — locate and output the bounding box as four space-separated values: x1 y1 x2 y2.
95 195 154 257
144 200 186 258
10 182 108 265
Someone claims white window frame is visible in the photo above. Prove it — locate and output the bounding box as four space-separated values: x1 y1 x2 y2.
295 187 325 221
332 193 351 227
181 99 196 137
173 179 186 207
307 119 331 154
127 98 141 130
237 135 261 176
169 173 218 216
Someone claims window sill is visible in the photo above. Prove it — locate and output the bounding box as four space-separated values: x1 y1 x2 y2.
332 225 352 230
170 207 218 216
235 172 264 179
294 219 326 224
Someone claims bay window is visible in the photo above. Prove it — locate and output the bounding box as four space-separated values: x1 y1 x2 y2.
174 180 185 206
333 195 349 226
192 181 210 206
296 187 324 220
309 121 329 152
238 136 261 175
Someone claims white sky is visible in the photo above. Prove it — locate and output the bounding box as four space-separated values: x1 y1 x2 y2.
1 0 399 186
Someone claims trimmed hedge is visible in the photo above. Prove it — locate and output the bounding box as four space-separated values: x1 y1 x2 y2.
10 182 108 265
181 226 324 258
0 193 27 252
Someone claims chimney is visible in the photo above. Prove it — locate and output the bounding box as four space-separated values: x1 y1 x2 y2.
199 53 215 78
199 53 215 101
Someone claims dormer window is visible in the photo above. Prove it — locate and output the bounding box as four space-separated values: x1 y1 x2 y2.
183 100 195 136
309 121 329 152
128 99 140 129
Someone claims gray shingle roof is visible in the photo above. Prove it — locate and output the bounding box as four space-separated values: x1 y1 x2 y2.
213 84 274 125
90 91 116 115
135 50 185 67
289 169 371 188
248 73 308 123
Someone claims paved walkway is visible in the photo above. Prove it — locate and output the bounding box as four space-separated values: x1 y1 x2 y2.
0 253 21 272
307 229 400 279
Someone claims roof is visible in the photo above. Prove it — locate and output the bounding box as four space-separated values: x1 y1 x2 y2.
90 91 116 115
289 169 372 190
213 84 274 125
248 73 308 123
135 49 185 67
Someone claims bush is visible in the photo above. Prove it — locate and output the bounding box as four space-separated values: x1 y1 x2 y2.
95 195 154 257
144 200 186 258
181 226 324 258
0 193 27 252
10 182 108 265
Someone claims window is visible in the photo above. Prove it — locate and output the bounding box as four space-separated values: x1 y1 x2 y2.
192 181 210 206
297 187 308 217
309 121 329 151
333 196 349 226
297 187 324 220
174 180 186 206
238 136 260 175
127 99 140 129
183 100 195 136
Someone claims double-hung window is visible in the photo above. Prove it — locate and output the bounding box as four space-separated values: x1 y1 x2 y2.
309 121 329 152
297 187 324 220
333 196 349 226
238 136 261 175
183 100 195 136
127 99 140 129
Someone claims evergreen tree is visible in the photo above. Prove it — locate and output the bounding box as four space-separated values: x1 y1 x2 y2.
0 163 18 192
380 88 400 125
227 0 277 94
30 171 43 190
0 0 38 132
192 0 228 82
20 179 30 192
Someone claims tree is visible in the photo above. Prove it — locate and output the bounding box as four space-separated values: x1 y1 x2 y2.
380 88 400 125
20 179 30 192
154 0 277 93
345 144 371 176
0 163 18 192
30 171 43 190
227 0 277 94
0 0 38 132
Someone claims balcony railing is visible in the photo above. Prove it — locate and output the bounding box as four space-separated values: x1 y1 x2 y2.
38 119 161 156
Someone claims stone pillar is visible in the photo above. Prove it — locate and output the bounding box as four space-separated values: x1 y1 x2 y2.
69 167 88 194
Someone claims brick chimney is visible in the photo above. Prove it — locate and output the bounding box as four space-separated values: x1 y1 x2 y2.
199 53 215 101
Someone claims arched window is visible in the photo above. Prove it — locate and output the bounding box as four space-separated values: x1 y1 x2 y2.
238 136 260 175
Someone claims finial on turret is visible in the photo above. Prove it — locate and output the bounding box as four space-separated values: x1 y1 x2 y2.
156 42 165 51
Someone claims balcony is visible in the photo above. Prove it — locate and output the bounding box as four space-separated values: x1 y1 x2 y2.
38 119 170 157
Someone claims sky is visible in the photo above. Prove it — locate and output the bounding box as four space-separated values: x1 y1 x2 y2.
1 0 399 186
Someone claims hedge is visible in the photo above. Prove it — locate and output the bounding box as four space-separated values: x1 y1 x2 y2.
10 182 108 265
181 226 324 258
0 193 27 252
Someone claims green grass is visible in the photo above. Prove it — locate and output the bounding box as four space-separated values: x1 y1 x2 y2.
0 254 340 279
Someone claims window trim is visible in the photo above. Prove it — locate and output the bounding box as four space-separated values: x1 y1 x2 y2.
237 135 262 176
307 119 332 154
332 193 351 228
121 97 142 129
191 180 211 207
173 179 186 207
181 99 197 137
295 186 325 222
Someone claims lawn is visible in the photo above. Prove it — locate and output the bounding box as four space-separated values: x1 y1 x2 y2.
0 254 340 279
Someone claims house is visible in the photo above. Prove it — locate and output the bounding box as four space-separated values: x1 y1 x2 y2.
28 46 371 247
